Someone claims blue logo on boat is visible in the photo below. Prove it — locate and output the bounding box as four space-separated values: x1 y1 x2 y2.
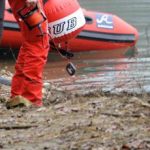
96 14 113 29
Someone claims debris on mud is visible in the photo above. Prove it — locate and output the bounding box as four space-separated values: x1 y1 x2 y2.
0 70 150 150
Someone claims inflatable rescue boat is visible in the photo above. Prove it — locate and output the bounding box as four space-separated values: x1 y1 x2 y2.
0 0 139 58
67 9 138 52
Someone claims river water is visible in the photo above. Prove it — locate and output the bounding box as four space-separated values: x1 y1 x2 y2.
72 0 150 94
46 0 150 94
1 0 150 94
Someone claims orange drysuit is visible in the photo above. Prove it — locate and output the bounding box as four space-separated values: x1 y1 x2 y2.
8 0 49 106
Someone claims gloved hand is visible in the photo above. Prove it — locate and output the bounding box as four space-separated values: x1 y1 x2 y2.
26 0 38 7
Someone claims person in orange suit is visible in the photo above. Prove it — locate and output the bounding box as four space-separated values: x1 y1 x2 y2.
6 0 50 108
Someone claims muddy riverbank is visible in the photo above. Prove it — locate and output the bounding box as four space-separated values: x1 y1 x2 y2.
0 71 150 150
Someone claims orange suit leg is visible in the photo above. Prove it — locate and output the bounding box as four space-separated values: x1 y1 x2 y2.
9 0 50 106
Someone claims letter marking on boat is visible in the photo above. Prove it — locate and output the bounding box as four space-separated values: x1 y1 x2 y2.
96 14 113 29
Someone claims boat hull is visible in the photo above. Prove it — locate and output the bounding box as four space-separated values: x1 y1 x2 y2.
65 10 138 52
0 2 139 58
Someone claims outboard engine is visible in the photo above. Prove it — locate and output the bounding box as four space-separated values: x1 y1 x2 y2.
44 0 86 43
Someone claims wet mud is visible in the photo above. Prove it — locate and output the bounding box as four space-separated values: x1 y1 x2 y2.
0 71 150 150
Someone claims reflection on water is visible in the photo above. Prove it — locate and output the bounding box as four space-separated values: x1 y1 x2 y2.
44 57 150 94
